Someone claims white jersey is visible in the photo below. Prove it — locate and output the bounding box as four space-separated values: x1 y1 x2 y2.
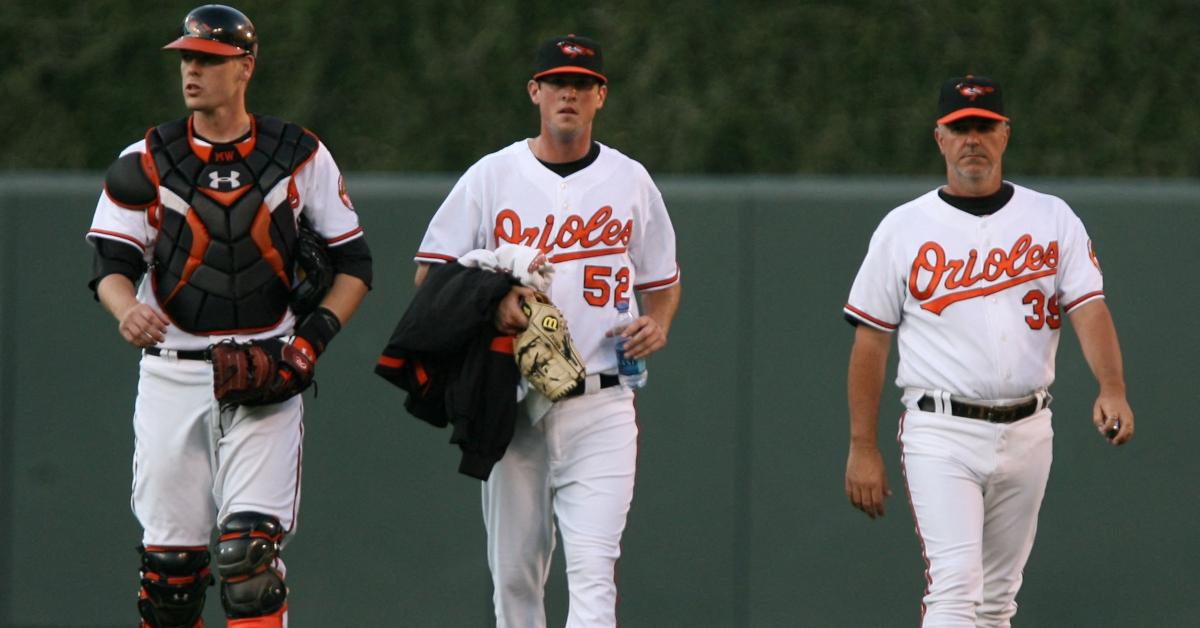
844 182 1104 402
86 135 364 351
416 140 680 373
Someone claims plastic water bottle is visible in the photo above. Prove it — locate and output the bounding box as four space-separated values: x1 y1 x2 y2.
613 300 648 389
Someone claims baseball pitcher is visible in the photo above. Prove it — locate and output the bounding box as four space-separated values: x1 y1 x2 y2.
413 34 681 628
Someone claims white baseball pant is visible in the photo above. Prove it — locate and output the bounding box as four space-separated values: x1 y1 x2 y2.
483 385 637 628
899 408 1053 628
131 353 304 548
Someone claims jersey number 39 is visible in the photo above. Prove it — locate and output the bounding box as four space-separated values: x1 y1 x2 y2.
1022 289 1061 330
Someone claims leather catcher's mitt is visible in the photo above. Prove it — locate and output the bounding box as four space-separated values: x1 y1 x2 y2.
212 339 315 407
514 292 586 401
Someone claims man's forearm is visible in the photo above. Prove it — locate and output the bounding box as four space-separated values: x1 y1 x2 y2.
318 274 369 325
1069 300 1126 393
640 284 680 334
848 325 891 446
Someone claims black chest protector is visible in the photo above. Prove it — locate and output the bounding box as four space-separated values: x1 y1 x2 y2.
147 115 318 334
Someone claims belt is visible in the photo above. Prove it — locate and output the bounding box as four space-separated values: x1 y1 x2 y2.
144 346 212 361
564 373 620 398
917 394 1045 424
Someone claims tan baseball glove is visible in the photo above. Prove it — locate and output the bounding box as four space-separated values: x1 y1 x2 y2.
514 292 586 400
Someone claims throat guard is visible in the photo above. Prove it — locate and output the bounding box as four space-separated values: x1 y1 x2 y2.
147 115 318 334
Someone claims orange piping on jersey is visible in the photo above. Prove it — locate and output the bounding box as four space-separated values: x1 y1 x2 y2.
634 267 680 291
162 209 211 306
377 355 406 369
249 202 290 287
490 336 515 355
326 226 363 245
844 304 899 331
88 229 146 252
1062 290 1104 313
415 252 458 263
548 247 626 263
197 184 252 206
919 269 1057 315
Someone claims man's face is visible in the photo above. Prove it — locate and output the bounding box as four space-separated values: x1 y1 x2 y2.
528 74 607 140
179 51 253 112
934 117 1011 184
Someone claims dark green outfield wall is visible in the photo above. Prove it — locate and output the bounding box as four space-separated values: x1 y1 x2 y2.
0 175 1196 627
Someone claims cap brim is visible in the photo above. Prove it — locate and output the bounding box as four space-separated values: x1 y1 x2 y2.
533 67 607 84
937 108 1009 125
163 36 248 57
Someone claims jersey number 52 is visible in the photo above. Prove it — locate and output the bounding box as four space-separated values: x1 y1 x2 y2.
583 265 630 307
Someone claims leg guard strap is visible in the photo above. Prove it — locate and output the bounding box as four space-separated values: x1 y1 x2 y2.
217 512 288 619
137 545 213 628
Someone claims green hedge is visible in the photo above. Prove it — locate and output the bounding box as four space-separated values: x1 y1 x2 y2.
4 0 1197 175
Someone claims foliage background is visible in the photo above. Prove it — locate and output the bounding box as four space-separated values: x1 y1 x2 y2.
3 0 1198 176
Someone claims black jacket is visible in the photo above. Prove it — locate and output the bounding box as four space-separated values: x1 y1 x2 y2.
375 263 520 479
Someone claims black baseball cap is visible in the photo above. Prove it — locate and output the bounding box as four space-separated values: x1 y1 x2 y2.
937 75 1008 125
163 4 258 57
533 34 606 84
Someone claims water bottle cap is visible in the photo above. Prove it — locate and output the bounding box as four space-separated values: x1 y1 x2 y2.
615 299 630 312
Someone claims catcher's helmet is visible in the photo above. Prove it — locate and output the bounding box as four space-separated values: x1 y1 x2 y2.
163 5 257 57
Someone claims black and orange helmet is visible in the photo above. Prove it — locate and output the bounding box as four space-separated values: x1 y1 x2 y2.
163 5 258 57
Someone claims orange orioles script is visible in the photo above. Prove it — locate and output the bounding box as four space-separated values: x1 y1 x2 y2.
910 234 1058 315
494 206 633 262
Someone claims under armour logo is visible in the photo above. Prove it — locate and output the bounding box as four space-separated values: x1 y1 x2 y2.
208 171 241 189
957 82 995 102
558 41 595 58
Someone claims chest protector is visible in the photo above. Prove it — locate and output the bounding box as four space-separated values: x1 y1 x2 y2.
147 115 318 334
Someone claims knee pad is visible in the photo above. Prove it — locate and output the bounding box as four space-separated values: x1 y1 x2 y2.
137 545 213 628
217 512 288 619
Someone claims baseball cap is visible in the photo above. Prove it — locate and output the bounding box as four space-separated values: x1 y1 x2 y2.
533 34 606 84
163 4 258 57
937 75 1008 125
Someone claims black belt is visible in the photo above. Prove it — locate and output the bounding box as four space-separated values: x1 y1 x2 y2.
917 394 1043 424
145 346 212 361
565 374 620 398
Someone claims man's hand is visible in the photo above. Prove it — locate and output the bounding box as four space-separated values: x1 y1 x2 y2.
1093 392 1135 445
118 303 170 348
495 285 536 335
608 315 667 360
846 443 892 519
98 275 169 348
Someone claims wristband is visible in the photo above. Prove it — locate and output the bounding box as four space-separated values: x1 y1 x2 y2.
294 306 341 361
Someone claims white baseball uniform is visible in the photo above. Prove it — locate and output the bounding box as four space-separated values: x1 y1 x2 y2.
416 139 679 628
86 119 363 565
844 182 1104 627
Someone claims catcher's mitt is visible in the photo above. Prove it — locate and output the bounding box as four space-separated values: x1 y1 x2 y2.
290 218 334 318
514 293 586 401
212 339 315 407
